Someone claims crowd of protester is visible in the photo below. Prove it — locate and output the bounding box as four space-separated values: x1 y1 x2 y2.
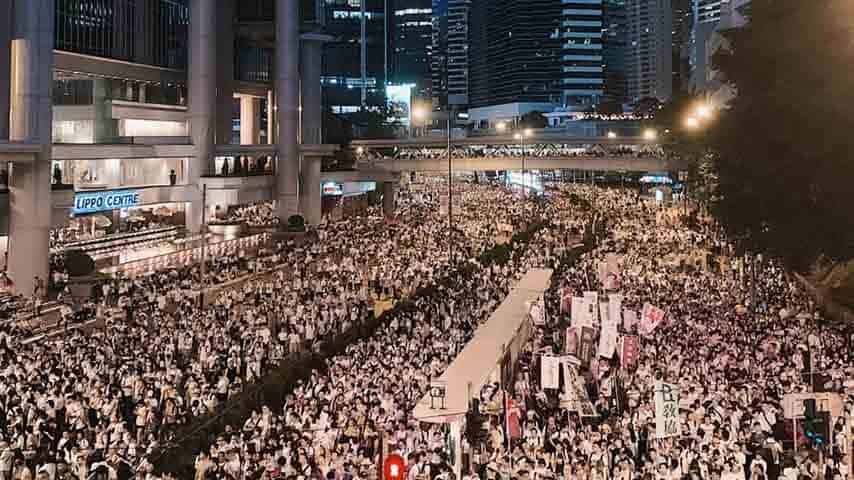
1 179 850 480
463 186 853 480
0 180 547 480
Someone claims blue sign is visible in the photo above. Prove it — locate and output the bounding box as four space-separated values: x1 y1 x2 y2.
73 190 140 215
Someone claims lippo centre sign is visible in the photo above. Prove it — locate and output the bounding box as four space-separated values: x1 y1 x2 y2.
73 190 140 215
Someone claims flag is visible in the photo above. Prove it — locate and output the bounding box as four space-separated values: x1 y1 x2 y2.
570 297 588 327
640 303 666 336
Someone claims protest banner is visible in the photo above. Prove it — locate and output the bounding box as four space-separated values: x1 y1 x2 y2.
621 335 640 369
598 315 619 359
609 294 623 326
565 326 579 356
623 309 638 331
583 292 599 325
560 288 573 314
571 297 590 327
640 303 666 336
578 326 596 367
540 355 560 389
654 381 681 439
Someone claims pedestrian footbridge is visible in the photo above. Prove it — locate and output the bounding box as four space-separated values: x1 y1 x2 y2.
351 135 677 173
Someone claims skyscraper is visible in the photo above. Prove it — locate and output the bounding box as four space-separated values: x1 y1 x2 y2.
561 0 606 109
690 0 726 91
603 0 629 106
320 0 387 114
672 0 693 94
389 0 433 101
626 0 673 103
468 0 563 109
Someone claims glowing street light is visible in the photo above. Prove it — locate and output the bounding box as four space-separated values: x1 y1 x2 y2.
696 104 712 119
643 129 658 141
412 107 428 121
524 128 533 137
496 121 507 133
684 116 700 129
356 146 365 155
607 131 617 139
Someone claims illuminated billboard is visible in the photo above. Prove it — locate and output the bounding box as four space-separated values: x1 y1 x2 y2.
386 84 414 127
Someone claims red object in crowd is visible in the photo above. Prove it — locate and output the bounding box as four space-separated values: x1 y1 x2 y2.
383 454 406 480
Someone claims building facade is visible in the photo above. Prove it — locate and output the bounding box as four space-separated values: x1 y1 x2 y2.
602 0 629 106
626 0 673 103
320 0 388 114
560 0 606 109
0 0 353 296
389 0 433 102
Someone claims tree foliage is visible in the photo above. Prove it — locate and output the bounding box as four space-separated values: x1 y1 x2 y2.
709 0 854 269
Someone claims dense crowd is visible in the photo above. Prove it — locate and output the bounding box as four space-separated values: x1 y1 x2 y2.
0 181 545 480
218 204 281 228
1 180 850 480
464 186 853 480
188 189 587 480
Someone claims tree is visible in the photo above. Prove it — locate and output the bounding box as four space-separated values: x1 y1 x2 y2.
709 0 854 269
349 106 402 139
520 111 548 129
632 97 662 118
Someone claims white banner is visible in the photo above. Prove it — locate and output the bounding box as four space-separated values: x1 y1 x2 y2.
654 381 682 439
609 294 623 327
541 355 560 390
571 297 590 327
623 309 638 331
583 291 599 326
598 316 619 359
529 299 546 326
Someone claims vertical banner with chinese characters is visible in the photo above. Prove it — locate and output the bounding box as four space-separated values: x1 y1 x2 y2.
541 355 560 390
654 381 682 439
621 335 640 369
584 291 599 326
560 288 574 314
578 326 596 367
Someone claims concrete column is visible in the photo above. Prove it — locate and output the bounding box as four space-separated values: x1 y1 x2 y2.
276 0 300 221
138 83 147 103
187 0 217 233
7 0 54 297
240 96 261 145
216 0 235 145
266 89 276 144
299 156 322 225
383 181 398 217
300 34 331 145
92 79 117 143
0 0 11 140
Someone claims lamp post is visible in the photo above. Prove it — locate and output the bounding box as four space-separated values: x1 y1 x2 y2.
515 129 533 196
447 107 454 266
411 107 427 139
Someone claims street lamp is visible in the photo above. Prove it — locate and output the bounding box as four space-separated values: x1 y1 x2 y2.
607 131 617 139
696 104 712 119
515 130 531 195
496 121 507 133
411 107 428 138
643 129 658 141
684 116 700 130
